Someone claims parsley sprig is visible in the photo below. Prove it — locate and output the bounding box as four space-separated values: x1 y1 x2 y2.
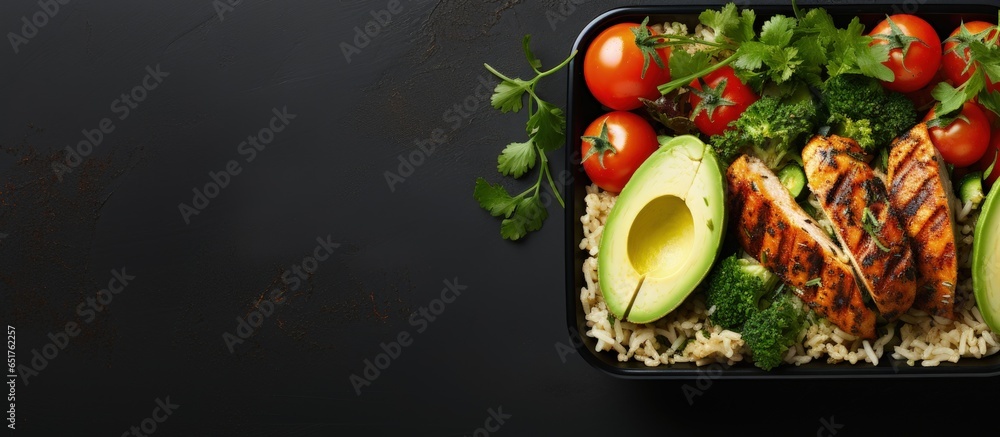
931 16 1000 126
648 2 892 95
474 36 577 240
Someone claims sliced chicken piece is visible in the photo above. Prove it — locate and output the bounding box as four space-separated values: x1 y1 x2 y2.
886 123 959 319
802 135 917 321
728 154 877 339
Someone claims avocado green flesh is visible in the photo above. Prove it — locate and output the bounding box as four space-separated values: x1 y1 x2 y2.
973 185 1000 334
598 135 727 324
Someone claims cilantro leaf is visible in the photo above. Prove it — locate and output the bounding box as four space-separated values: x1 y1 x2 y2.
497 140 537 178
699 3 756 44
792 37 827 85
765 47 802 82
500 196 548 240
733 8 757 44
528 101 566 151
473 178 520 218
931 81 971 119
797 7 836 37
827 18 893 81
699 3 740 39
668 50 713 80
978 89 1000 120
734 41 769 71
760 15 795 47
969 40 1000 81
490 78 531 113
855 43 894 82
929 88 962 118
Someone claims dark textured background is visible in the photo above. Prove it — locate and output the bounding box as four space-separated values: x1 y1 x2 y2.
1 0 997 436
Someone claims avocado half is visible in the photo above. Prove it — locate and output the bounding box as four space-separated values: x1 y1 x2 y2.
973 183 1000 333
598 135 727 324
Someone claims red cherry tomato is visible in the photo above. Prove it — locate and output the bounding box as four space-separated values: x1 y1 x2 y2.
580 111 659 193
584 23 672 111
923 101 991 167
870 14 943 93
687 66 759 137
942 21 1000 93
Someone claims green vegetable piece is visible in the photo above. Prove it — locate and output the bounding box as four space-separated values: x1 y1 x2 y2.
821 74 917 153
959 171 986 207
709 92 820 169
777 162 807 198
742 292 807 371
704 254 780 330
972 179 1000 334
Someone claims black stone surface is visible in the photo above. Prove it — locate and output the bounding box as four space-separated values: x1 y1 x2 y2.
1 1 997 436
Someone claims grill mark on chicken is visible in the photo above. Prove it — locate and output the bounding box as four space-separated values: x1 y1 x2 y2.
915 205 947 237
893 131 919 166
882 251 911 284
803 135 917 322
901 177 935 219
728 154 876 339
825 170 852 207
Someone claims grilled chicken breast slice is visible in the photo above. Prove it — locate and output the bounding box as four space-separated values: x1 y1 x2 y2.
802 135 916 321
887 123 958 320
728 154 877 339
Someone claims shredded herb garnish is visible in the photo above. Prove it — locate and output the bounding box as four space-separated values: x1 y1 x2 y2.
862 206 890 252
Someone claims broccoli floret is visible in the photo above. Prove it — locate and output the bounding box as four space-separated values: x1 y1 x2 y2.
821 74 917 152
741 292 808 371
827 114 875 149
704 253 780 330
710 93 821 169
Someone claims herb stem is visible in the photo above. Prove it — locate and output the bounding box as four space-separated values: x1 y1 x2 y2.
652 35 730 49
539 147 565 208
657 53 737 95
483 63 517 84
532 160 545 197
537 50 579 78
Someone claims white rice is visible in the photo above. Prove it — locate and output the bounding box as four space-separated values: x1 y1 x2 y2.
578 183 999 369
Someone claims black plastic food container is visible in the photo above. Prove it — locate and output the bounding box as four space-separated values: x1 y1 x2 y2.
564 1 1000 379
